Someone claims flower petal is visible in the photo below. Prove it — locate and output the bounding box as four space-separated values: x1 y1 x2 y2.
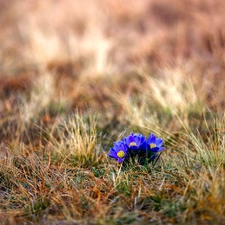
158 147 165 152
139 140 147 150
149 146 165 152
134 136 141 146
148 147 159 152
155 138 163 147
147 133 156 143
118 157 125 163
108 148 117 158
127 135 135 144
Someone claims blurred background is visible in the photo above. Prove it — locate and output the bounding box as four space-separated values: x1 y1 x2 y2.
1 2 225 223
0 0 225 121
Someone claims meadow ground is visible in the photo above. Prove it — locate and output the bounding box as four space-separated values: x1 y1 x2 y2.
0 0 225 224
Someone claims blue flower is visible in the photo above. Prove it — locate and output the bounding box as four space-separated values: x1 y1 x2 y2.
108 140 128 163
146 133 165 152
123 132 146 150
108 132 165 166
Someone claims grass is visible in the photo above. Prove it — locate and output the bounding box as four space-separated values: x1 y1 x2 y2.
1 0 225 224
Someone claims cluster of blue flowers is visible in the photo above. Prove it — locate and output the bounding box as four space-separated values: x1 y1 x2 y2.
108 132 165 166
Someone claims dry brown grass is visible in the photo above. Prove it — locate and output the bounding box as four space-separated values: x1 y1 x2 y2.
1 0 225 224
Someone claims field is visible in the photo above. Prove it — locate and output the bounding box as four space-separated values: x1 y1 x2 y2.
0 0 225 224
